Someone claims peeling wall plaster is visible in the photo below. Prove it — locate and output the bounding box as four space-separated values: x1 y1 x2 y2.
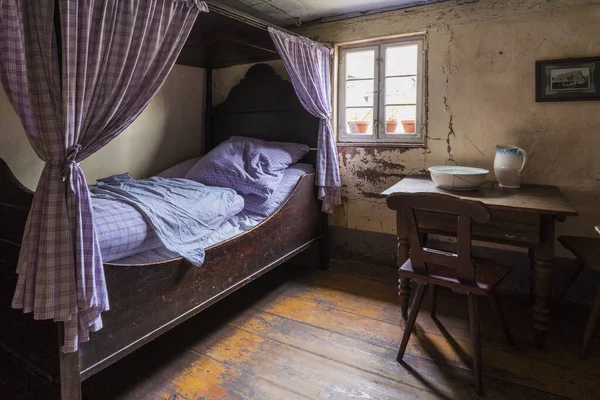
214 0 600 257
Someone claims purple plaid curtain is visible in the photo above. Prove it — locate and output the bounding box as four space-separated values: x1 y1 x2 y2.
268 27 341 213
0 0 207 353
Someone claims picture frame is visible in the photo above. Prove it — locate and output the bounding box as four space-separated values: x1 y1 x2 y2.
535 57 600 102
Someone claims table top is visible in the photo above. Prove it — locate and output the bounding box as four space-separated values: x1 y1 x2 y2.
382 176 578 216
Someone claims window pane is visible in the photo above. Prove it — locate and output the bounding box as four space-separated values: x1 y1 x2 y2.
345 108 373 135
346 80 375 107
385 106 416 134
385 76 417 105
346 49 375 80
386 44 418 76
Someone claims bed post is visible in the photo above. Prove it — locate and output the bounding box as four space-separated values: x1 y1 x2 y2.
318 213 330 270
54 13 81 399
58 324 81 400
204 67 213 153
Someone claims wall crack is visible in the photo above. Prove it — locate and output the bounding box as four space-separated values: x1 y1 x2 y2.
442 25 456 164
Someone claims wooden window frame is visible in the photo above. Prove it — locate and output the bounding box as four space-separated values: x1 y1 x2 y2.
337 35 427 147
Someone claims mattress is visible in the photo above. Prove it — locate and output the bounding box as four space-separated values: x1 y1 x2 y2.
95 162 315 265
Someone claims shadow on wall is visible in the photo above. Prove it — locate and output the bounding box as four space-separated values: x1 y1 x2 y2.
152 66 206 176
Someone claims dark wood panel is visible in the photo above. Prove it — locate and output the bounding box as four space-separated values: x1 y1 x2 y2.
210 63 319 154
176 7 279 69
0 158 34 207
0 248 59 384
179 40 279 69
414 208 541 246
0 206 30 245
0 238 20 269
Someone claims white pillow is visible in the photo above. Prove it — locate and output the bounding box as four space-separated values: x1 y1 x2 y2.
156 157 202 178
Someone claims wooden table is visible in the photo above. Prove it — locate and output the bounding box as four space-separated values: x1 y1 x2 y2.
382 176 578 349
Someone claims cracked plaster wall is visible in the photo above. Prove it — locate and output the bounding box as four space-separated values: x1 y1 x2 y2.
297 0 600 252
214 0 600 256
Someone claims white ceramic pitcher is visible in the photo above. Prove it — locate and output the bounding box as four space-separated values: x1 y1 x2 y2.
494 145 528 188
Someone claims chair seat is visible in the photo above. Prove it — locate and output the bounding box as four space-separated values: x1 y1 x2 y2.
399 257 512 294
558 236 600 271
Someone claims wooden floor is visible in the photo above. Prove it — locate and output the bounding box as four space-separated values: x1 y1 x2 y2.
3 259 600 399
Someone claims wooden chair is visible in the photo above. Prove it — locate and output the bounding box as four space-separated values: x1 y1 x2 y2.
387 193 514 395
556 231 600 359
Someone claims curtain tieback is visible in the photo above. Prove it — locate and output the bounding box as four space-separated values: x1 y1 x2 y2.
60 144 82 182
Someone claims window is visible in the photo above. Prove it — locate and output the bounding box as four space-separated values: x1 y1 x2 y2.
337 36 426 145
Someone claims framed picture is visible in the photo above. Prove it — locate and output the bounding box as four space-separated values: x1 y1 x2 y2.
536 57 600 102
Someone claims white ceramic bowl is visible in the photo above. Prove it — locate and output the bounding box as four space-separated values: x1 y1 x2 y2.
428 166 489 190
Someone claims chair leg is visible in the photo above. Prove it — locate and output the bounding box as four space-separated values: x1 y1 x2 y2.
468 293 483 396
397 283 427 362
553 259 584 309
487 291 514 346
581 285 600 359
429 284 438 318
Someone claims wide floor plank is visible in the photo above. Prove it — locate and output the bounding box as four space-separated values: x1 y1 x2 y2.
229 308 564 400
297 261 600 371
256 274 599 399
189 323 437 400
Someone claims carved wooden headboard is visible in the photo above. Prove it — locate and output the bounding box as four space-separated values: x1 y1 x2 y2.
209 63 319 165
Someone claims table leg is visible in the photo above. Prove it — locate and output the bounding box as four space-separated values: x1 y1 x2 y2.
398 236 411 320
528 247 535 305
532 215 555 350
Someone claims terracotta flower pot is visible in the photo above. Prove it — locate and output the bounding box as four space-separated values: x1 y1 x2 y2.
386 121 398 133
347 121 359 133
401 119 416 133
348 120 371 134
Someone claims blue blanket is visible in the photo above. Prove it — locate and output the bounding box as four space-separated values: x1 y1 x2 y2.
90 174 244 265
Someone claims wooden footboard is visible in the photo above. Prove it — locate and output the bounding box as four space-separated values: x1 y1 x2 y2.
0 159 62 384
0 158 325 395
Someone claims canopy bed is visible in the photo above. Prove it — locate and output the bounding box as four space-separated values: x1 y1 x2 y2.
0 1 339 399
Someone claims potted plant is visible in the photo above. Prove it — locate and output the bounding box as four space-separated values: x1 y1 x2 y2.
348 110 372 134
386 109 399 133
401 119 416 133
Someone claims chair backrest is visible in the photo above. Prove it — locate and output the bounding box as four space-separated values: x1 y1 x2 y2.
386 192 491 283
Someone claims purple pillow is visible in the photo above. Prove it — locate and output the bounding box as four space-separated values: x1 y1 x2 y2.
243 163 314 218
185 136 309 199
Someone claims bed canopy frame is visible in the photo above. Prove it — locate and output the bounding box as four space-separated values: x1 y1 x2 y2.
178 1 320 157
178 1 286 69
0 4 327 400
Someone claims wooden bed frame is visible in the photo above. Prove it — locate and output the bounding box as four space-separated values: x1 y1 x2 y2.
0 63 327 399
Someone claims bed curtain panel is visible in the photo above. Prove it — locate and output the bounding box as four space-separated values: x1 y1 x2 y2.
268 27 341 214
0 0 207 353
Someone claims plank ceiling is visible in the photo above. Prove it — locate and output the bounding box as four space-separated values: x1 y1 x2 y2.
220 0 452 26
177 0 453 69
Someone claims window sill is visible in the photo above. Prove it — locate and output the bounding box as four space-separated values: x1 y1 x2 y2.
336 141 426 149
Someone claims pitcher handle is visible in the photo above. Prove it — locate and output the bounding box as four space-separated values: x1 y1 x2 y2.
517 148 528 175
